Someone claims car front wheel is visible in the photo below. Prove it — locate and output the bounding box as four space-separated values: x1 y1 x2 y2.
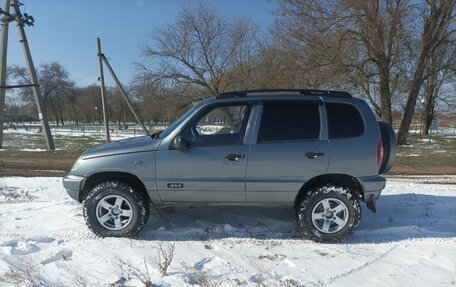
83 181 149 237
296 185 361 243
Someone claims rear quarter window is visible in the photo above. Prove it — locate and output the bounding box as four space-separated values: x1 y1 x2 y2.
326 103 364 139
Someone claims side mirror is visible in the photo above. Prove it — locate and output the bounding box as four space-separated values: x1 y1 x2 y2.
171 136 188 151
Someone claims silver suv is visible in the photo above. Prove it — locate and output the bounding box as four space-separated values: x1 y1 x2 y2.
63 89 396 243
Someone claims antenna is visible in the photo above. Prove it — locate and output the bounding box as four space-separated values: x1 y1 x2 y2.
0 0 55 150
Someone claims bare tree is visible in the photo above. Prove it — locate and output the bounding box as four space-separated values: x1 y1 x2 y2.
226 32 299 91
397 0 456 144
8 65 31 102
136 4 258 96
9 62 75 125
132 83 195 125
63 87 80 126
39 62 74 125
276 0 411 123
421 40 456 134
72 85 101 124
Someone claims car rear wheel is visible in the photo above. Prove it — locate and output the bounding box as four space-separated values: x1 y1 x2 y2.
296 185 361 243
83 181 149 237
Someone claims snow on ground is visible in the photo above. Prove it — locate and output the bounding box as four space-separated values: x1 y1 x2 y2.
2 126 164 142
19 148 48 152
0 178 455 286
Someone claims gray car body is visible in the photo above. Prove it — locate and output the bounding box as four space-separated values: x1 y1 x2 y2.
63 94 385 208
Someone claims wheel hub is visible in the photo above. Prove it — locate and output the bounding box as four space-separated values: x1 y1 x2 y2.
111 207 121 216
324 210 334 218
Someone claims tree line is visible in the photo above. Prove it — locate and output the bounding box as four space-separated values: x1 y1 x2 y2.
5 0 456 144
5 63 193 127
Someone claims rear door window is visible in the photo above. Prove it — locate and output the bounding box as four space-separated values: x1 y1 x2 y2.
257 103 320 143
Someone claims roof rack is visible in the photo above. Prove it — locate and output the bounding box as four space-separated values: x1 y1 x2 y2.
216 89 352 99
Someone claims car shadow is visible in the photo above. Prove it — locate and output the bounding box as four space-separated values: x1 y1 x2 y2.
351 193 456 244
138 193 456 244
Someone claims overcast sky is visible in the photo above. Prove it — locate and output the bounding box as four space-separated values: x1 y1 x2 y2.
5 0 277 87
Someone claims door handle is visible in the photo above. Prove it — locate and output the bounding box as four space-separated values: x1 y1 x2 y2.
304 151 324 159
225 153 246 161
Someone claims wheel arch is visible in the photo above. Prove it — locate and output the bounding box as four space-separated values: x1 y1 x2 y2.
294 174 363 207
81 171 150 204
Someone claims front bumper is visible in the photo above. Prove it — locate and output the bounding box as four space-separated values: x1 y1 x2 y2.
62 174 86 202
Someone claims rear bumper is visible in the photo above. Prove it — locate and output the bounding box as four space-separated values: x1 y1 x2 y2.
62 174 86 202
357 175 386 199
357 175 386 212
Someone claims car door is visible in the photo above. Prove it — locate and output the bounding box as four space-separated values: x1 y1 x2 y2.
156 104 252 203
246 100 330 203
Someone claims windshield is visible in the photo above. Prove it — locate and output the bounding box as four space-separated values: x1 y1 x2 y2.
158 100 205 139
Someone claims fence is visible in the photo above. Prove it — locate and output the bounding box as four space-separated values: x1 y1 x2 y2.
392 122 456 140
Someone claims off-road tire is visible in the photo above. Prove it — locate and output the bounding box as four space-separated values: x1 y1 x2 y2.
83 181 149 237
296 185 361 243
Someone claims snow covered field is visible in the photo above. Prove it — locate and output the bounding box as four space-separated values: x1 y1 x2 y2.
0 177 455 286
2 125 161 142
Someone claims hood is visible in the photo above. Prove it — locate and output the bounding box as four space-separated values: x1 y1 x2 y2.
82 136 160 159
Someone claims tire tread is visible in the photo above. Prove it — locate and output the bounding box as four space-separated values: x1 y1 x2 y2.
83 181 149 238
296 184 361 243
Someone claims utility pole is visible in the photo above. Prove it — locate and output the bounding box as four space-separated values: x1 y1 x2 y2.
97 37 110 143
12 0 54 150
101 53 150 137
97 38 150 137
0 0 10 149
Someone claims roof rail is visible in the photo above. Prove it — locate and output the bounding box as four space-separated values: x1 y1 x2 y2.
216 89 352 99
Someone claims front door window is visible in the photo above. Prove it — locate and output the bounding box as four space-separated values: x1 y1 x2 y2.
182 105 250 147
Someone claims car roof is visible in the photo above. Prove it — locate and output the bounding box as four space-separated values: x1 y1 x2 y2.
216 89 352 99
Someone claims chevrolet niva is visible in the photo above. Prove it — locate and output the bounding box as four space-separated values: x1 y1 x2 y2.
63 89 396 243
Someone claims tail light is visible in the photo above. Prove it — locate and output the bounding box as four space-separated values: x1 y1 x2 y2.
377 140 383 171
